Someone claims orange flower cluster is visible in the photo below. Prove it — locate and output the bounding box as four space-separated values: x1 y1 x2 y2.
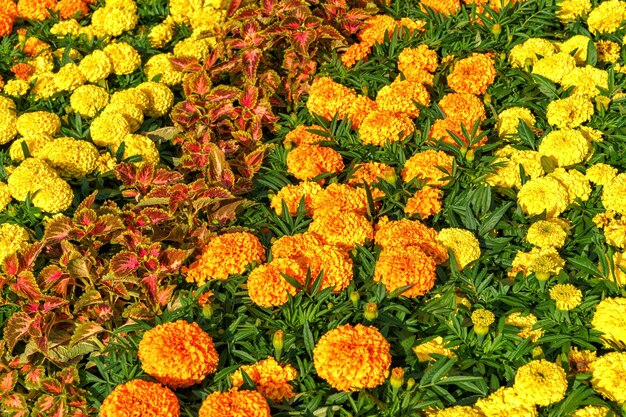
402 149 454 187
313 324 391 391
405 186 443 219
286 144 345 181
185 232 266 284
231 357 298 402
358 109 415 146
398 44 439 84
0 0 17 36
199 390 271 417
447 53 496 96
374 217 448 264
283 124 328 147
420 0 462 15
247 258 306 307
12 0 89 22
310 182 368 217
138 321 219 389
342 15 425 68
100 380 180 417
309 211 374 251
270 181 322 216
347 161 396 199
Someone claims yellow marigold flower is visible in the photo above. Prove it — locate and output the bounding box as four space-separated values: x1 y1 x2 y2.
531 52 577 83
138 320 218 389
358 110 415 146
539 129 590 168
31 72 58 101
471 309 495 335
271 181 322 216
96 152 118 174
590 352 626 404
0 108 17 145
596 40 621 63
549 283 582 310
546 94 593 129
40 137 99 179
398 44 438 80
420 0 461 15
198 390 271 417
513 360 567 406
310 183 368 218
102 102 144 132
602 173 626 214
438 93 486 129
505 312 543 342
0 96 16 111
549 167 591 203
572 406 610 417
309 212 374 251
231 358 297 402
185 232 265 285
556 0 592 22
173 37 216 61
475 387 538 417
53 63 86 92
313 324 391 391
346 95 379 128
103 42 142 75
286 145 344 181
560 35 591 65
50 19 83 37
526 219 569 248
508 38 557 68
587 0 626 34
561 66 609 98
110 88 150 112
0 182 12 212
78 51 113 83
374 246 437 297
603 219 626 249
90 113 131 147
447 53 496 95
592 297 626 347
306 76 357 121
100 380 180 417
376 79 430 118
91 3 138 37
115 134 160 165
247 258 305 307
16 111 61 137
436 228 480 269
375 217 448 264
145 53 184 86
70 85 109 118
433 406 483 417
510 247 565 279
0 223 29 264
567 347 597 374
412 336 457 362
283 124 327 147
402 149 453 187
137 82 174 117
148 19 175 49
405 186 443 219
3 79 30 97
586 163 617 186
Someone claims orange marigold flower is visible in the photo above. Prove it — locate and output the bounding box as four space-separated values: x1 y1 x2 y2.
199 390 271 417
307 76 357 121
138 321 219 389
375 217 449 264
342 42 372 68
270 181 323 216
55 0 88 19
374 246 437 297
284 124 328 147
0 12 14 37
247 258 306 307
271 232 324 260
100 380 179 417
313 324 391 391
310 183 368 218
376 79 430 118
197 290 214 307
438 93 486 128
10 63 34 80
346 95 378 129
421 0 461 15
402 149 454 187
405 186 443 219
309 212 374 251
22 36 50 57
347 161 395 199
398 44 439 75
286 144 345 181
429 118 486 148
358 110 415 146
17 0 56 20
447 53 497 95
231 357 298 402
358 15 398 46
0 0 18 18
185 232 266 285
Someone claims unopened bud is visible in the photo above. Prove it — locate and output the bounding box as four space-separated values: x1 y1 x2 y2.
350 291 360 306
491 23 502 36
483 93 492 105
390 367 405 391
535 271 551 281
595 95 611 112
273 330 284 352
406 378 416 389
466 149 475 162
201 303 213 318
385 171 397 186
364 302 378 321
532 346 544 359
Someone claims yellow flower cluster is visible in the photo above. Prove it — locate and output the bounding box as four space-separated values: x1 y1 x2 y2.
590 351 626 405
51 0 138 39
436 228 481 270
0 223 29 263
412 336 457 362
592 297 626 347
505 312 544 342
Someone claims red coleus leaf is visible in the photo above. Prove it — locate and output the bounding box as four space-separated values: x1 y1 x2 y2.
91 214 125 237
239 83 259 109
110 251 141 278
183 71 212 97
44 216 74 242
4 312 33 352
227 0 244 16
242 144 274 179
241 48 263 80
34 394 56 412
57 367 80 386
317 24 343 40
42 379 63 395
291 30 317 56
141 274 159 301
138 208 170 225
0 370 18 393
24 366 45 390
207 86 240 103
152 168 184 185
170 56 202 72
11 271 42 300
282 16 301 30
2 393 28 411
156 285 175 307
73 208 97 229
158 248 189 274
2 253 19 276
122 302 152 320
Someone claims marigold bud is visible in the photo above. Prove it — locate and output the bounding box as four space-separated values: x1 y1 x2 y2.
390 367 404 390
350 291 360 306
273 330 284 352
202 303 213 318
466 149 475 162
491 23 502 36
406 377 416 389
364 302 378 321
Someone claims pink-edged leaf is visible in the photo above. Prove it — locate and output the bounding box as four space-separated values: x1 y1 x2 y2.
0 370 18 393
242 144 274 179
2 253 19 276
241 48 263 80
158 248 190 274
183 71 212 97
38 265 70 294
141 273 159 300
18 242 44 271
91 214 124 237
152 168 184 185
291 30 317 56
156 285 175 307
24 366 45 390
138 208 170 225
2 393 28 411
317 24 343 40
11 272 42 300
135 163 156 186
33 394 55 412
4 313 32 352
75 191 97 212
44 216 74 242
227 0 244 16
41 296 68 312
73 290 103 313
207 86 240 103
304 16 322 29
282 16 301 30
109 252 140 278
115 162 137 185
170 56 202 72
239 84 259 109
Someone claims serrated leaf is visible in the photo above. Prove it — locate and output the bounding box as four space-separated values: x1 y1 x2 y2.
70 322 105 348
